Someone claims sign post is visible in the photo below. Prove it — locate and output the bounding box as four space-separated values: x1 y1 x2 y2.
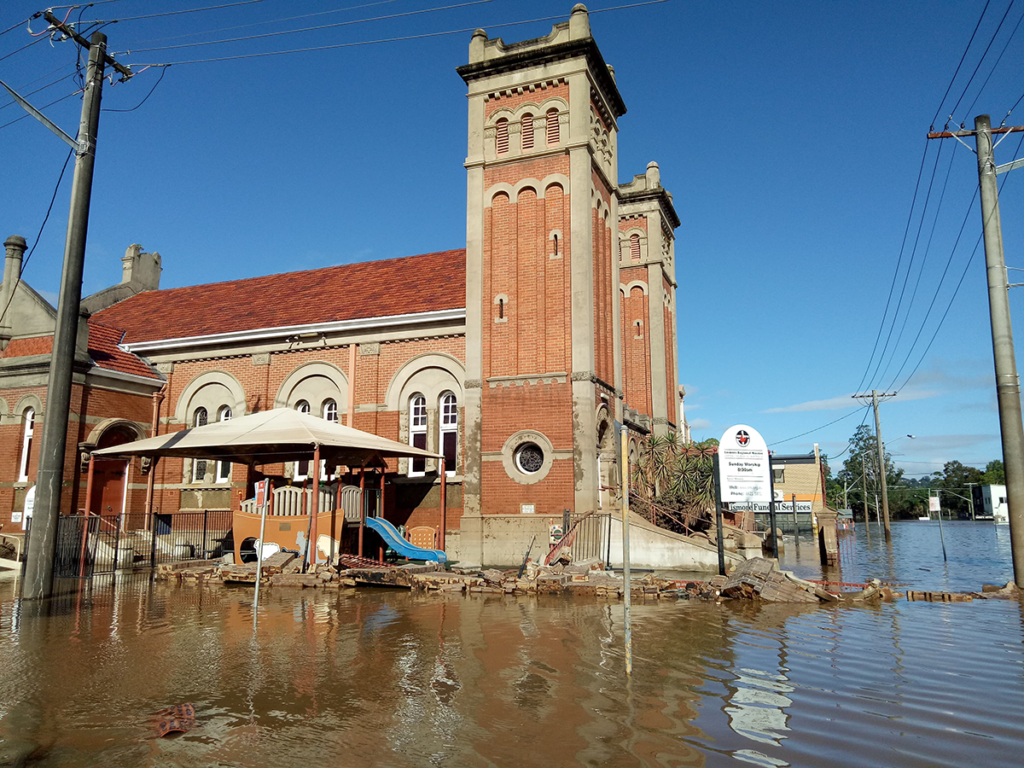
718 425 772 561
712 452 725 575
252 479 269 629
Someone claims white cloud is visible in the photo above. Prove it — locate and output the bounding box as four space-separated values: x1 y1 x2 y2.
689 418 712 430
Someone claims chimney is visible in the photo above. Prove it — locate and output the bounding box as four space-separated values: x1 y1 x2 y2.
0 235 27 348
121 243 162 291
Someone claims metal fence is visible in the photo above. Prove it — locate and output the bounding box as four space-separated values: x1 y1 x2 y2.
47 511 233 580
567 512 611 568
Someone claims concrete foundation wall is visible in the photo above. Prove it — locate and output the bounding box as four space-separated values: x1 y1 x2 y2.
608 512 742 572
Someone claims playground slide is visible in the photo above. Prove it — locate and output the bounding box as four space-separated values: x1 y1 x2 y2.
365 517 447 563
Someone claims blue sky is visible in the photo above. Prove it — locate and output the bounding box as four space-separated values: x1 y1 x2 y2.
2 0 1023 478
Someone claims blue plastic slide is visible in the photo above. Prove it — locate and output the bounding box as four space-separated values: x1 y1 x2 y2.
365 517 447 563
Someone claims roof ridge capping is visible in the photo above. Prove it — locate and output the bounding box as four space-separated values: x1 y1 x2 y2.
457 5 625 118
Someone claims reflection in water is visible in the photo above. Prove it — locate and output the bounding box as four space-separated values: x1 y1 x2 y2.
0 524 1021 766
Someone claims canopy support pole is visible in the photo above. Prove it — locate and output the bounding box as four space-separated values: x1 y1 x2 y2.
439 458 446 552
358 467 365 558
79 454 96 579
378 466 385 564
309 444 321 569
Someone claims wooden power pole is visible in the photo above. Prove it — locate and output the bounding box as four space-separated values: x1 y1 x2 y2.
928 117 1024 587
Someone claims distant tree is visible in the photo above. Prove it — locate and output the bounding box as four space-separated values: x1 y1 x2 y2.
836 424 908 520
936 460 985 518
982 459 1006 485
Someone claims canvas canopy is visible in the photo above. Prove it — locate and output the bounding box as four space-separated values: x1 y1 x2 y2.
92 407 441 465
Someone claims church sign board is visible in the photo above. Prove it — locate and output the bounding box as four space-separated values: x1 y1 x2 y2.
718 425 771 503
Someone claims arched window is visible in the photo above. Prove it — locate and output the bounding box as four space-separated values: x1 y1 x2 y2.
192 407 208 483
322 399 338 423
521 112 534 150
546 108 560 145
440 392 458 476
409 394 427 477
216 406 232 483
294 400 311 480
630 233 641 262
18 408 34 482
496 118 509 155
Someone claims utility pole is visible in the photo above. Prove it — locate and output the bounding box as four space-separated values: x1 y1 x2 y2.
861 455 869 523
928 117 1024 586
853 390 896 536
21 23 132 600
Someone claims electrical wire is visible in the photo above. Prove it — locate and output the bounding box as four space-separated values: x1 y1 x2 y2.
122 1 670 67
949 0 1017 122
91 0 268 24
0 35 46 64
854 140 932 395
964 1 1024 119
867 140 949 390
116 0 497 55
101 66 166 112
123 0 398 47
0 88 84 131
0 69 77 113
878 142 961 389
931 0 991 127
768 406 870 447
896 129 1024 392
876 137 962 385
0 148 75 330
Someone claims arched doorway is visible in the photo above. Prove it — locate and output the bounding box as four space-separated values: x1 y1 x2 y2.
89 426 136 520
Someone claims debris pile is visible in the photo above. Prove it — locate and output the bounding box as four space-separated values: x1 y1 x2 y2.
156 554 1018 605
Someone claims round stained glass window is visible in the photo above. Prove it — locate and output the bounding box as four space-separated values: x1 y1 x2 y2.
516 443 544 474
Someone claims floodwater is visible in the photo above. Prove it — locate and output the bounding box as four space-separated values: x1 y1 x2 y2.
0 522 1021 767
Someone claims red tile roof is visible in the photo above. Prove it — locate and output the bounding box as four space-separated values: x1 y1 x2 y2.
0 324 160 380
0 336 53 358
86 322 161 379
92 250 467 344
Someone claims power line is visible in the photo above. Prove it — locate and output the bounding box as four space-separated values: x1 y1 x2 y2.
931 0 991 127
949 0 1017 122
122 0 399 47
964 2 1024 119
876 139 962 387
867 140 949 389
0 35 46 64
768 406 870 447
854 140 932 394
878 141 961 387
0 88 84 132
0 148 75 330
896 130 1024 392
123 1 670 67
116 0 495 55
94 0 268 24
0 70 77 113
101 66 166 112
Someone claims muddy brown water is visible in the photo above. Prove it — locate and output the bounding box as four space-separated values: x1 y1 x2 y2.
1 521 1022 767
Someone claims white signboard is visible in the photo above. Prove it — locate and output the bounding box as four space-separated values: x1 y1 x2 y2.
22 486 35 531
929 496 941 513
718 425 772 503
731 501 813 514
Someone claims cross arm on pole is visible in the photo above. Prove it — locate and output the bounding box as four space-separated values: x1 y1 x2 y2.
42 11 133 81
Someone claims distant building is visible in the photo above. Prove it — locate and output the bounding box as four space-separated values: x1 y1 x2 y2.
972 484 1008 523
0 6 684 563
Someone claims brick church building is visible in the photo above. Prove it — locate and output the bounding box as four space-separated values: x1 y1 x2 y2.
0 6 683 562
